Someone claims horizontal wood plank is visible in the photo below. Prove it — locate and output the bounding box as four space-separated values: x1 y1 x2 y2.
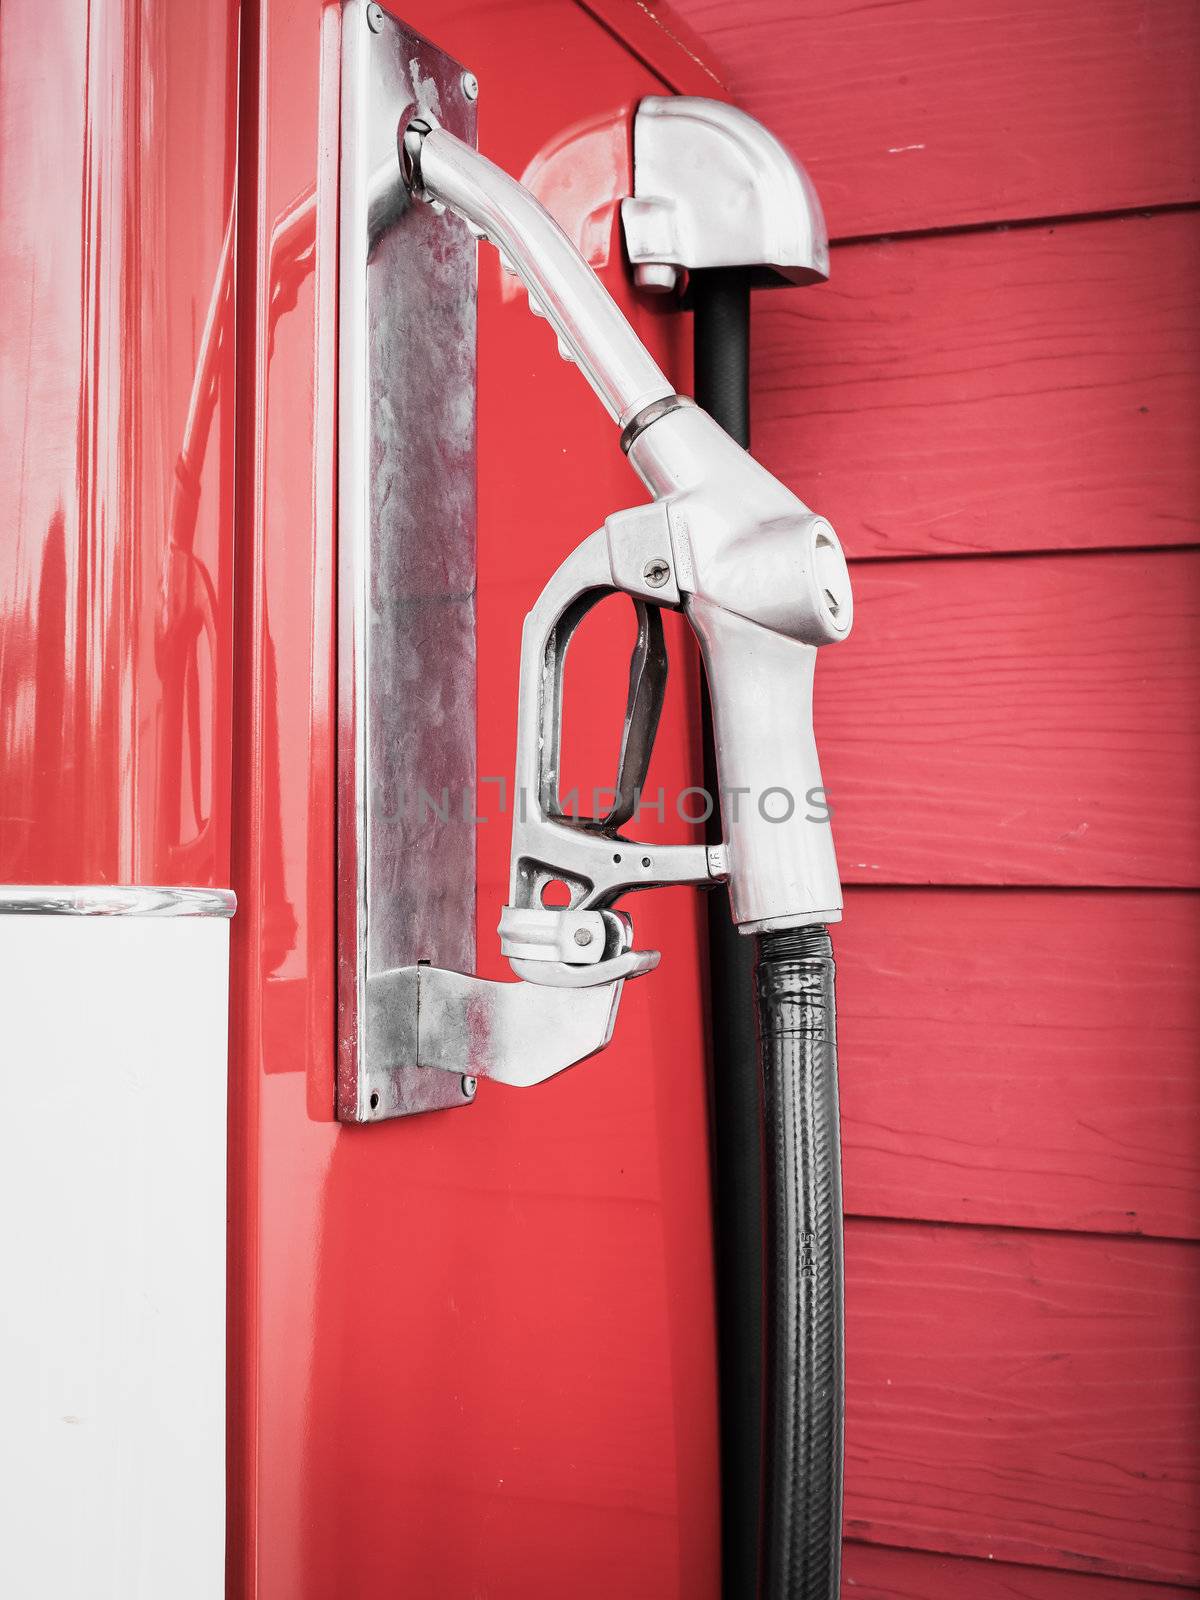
843 1540 1200 1599
662 0 1200 236
844 1220 1200 1583
836 888 1200 1241
753 213 1200 560
816 550 1200 888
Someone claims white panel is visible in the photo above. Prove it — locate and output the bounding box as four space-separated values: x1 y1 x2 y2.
0 916 228 1598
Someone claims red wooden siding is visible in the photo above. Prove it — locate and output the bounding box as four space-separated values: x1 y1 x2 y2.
843 1542 1200 1600
754 214 1200 561
844 1222 1200 1585
837 889 1200 1240
661 0 1200 1593
818 550 1200 888
662 0 1200 238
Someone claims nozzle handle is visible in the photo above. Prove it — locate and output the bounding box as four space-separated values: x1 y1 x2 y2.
689 597 842 931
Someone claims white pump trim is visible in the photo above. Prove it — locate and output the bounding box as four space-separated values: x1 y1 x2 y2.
0 903 230 1596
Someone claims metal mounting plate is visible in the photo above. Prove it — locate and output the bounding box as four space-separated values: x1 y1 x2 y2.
336 2 478 1120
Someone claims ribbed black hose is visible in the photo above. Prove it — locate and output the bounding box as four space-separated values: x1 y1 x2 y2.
755 926 844 1600
691 270 764 1600
692 270 844 1600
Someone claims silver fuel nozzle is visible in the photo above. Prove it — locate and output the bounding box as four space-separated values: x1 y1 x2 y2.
397 108 851 1084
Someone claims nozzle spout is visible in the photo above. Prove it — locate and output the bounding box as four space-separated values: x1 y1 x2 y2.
405 118 676 428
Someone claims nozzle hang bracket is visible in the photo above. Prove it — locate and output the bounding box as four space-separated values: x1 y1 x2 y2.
621 96 830 295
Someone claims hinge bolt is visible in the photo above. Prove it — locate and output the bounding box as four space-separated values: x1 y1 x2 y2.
365 3 385 33
461 70 480 101
643 558 670 589
573 927 594 947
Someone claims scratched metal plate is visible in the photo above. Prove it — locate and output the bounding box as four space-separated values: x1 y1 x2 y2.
336 2 477 1120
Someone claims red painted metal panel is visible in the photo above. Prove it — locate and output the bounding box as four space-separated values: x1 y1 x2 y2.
837 888 1200 1240
0 0 240 890
754 213 1200 561
228 3 718 1596
844 1541 1200 1600
843 1220 1200 1584
819 550 1200 888
662 0 1200 237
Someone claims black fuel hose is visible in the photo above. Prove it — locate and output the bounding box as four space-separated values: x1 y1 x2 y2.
691 269 845 1600
691 269 764 1600
755 925 844 1599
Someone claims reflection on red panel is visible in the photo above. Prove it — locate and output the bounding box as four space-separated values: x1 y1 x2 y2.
228 3 720 1597
0 0 239 888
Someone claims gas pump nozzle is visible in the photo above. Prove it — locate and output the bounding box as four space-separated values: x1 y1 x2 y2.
402 116 852 1046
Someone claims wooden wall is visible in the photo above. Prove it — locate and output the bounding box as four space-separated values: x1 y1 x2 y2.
660 0 1200 1590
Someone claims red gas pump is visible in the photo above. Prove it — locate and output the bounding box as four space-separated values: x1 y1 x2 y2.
1 4 845 1595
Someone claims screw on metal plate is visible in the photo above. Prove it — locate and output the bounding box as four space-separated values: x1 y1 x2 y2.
461 1075 478 1098
643 558 671 589
573 927 594 947
461 70 479 101
365 3 385 32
